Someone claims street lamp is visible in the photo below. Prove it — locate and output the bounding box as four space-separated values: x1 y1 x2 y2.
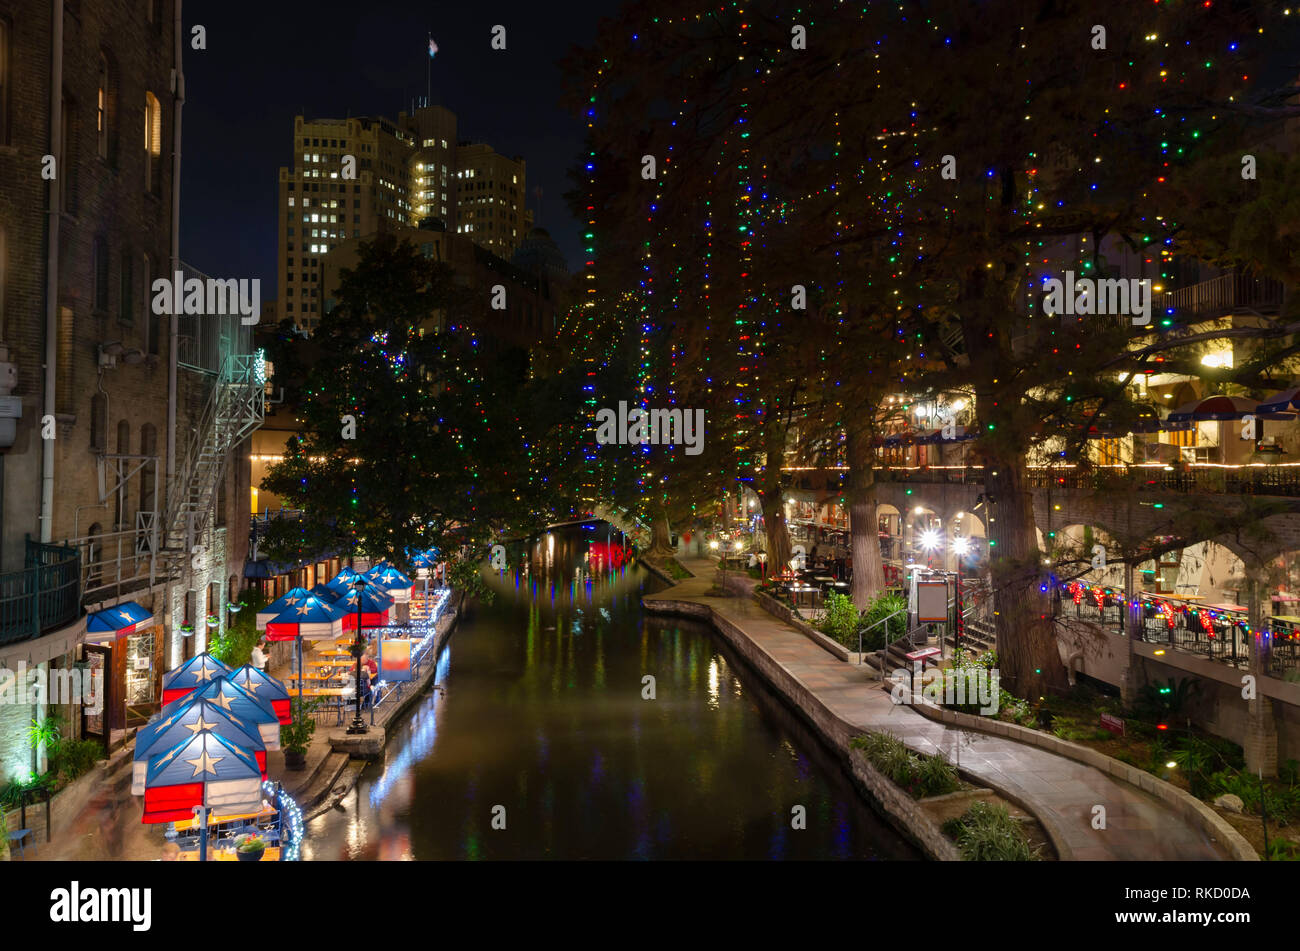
346 576 369 735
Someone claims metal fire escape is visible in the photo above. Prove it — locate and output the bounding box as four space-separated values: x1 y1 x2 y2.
162 353 266 567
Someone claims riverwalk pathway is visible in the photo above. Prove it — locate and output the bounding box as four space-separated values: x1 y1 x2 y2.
645 556 1235 860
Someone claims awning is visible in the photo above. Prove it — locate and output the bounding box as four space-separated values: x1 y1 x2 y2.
85 601 155 640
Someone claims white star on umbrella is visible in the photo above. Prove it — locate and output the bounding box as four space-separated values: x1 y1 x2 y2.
119 610 134 621
346 593 359 604
283 596 300 605
185 749 223 777
239 679 260 693
296 605 313 616
209 691 234 711
192 663 217 683
185 714 218 735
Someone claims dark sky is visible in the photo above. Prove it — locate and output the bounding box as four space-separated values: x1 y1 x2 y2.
180 0 620 288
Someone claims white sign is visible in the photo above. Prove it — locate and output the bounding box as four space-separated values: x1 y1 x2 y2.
916 581 949 623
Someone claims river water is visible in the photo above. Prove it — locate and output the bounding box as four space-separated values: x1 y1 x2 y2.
302 526 917 860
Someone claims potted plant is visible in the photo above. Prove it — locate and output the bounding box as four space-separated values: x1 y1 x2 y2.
234 832 267 862
281 696 317 771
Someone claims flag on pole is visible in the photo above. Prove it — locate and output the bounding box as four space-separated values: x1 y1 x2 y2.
429 35 439 58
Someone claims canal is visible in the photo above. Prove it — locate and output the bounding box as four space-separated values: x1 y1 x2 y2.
303 525 918 860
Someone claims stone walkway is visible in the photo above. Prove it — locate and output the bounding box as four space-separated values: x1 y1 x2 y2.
646 556 1229 860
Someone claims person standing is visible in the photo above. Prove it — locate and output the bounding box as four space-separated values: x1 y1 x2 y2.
250 638 270 672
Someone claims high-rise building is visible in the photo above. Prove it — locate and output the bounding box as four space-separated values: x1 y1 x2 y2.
276 106 531 333
454 142 531 258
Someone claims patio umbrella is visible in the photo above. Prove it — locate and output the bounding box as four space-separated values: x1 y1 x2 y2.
338 582 395 628
1257 386 1300 415
369 566 414 603
85 601 155 640
159 675 281 750
138 730 263 825
1167 395 1293 422
256 589 349 684
161 652 232 706
132 697 267 796
324 567 362 596
363 560 390 578
227 665 292 724
310 583 341 602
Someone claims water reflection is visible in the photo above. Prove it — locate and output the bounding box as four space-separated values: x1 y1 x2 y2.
303 524 918 860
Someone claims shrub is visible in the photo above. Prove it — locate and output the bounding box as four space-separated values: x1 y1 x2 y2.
850 733 960 799
818 592 860 645
942 801 1037 861
859 592 909 650
48 739 103 783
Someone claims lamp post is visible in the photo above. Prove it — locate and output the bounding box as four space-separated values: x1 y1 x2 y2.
757 551 767 583
346 577 368 735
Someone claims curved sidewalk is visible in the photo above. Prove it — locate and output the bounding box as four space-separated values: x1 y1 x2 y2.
645 557 1231 861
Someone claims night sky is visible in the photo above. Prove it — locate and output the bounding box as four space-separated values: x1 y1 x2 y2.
179 0 619 289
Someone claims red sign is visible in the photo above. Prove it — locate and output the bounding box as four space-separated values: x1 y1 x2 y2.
1101 713 1125 736
905 647 941 663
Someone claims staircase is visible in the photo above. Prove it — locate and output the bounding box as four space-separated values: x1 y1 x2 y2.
163 354 266 562
957 616 998 655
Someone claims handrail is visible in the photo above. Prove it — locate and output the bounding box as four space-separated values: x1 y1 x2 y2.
856 606 909 671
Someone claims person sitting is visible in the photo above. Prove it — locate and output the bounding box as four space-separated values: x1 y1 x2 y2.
359 666 373 710
250 639 270 673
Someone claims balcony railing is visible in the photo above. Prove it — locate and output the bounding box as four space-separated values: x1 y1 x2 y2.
871 464 1300 497
1159 269 1284 319
0 538 82 646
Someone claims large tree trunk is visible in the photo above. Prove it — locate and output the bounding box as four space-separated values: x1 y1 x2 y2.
846 423 884 607
758 402 793 572
760 489 792 573
985 461 1068 697
647 507 674 557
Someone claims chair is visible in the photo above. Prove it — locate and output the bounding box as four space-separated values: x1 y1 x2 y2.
4 810 33 859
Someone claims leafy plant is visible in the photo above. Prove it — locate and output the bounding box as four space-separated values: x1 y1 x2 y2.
48 739 103 784
851 733 960 799
818 591 860 644
209 589 269 668
858 592 909 650
942 801 1037 861
1133 677 1201 722
234 833 267 853
280 697 319 756
28 715 62 752
446 555 496 606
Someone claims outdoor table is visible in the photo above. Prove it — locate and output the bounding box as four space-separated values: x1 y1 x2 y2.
173 804 275 832
315 649 354 659
785 584 820 609
289 686 353 725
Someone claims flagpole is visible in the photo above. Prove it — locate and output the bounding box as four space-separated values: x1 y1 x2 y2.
426 33 431 107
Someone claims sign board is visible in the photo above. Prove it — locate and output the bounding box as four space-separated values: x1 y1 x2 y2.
1100 713 1125 736
905 647 941 663
916 581 949 623
134 655 151 671
379 637 413 683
